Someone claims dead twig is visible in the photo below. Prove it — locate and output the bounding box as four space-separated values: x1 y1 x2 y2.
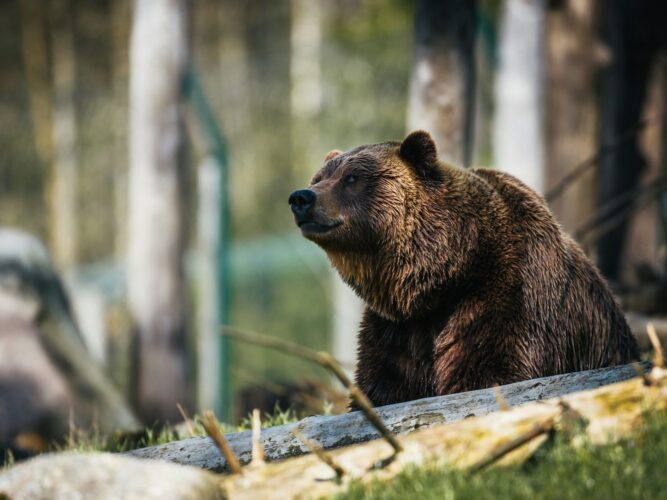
221 327 403 457
176 403 196 437
545 116 655 203
468 418 555 474
292 427 346 481
646 323 665 369
201 410 243 474
250 409 265 467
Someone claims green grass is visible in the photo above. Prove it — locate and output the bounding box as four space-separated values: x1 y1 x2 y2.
340 411 667 500
46 404 300 456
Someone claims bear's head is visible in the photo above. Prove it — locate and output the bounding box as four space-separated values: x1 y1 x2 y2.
289 130 465 321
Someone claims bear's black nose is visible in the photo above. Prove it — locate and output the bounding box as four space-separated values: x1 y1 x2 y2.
288 189 316 216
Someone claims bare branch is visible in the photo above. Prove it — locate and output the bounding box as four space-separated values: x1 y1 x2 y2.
291 427 346 481
201 410 243 475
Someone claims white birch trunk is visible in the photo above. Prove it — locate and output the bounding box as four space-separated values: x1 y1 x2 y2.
493 0 546 193
196 158 221 412
127 0 190 424
332 275 363 378
290 0 322 120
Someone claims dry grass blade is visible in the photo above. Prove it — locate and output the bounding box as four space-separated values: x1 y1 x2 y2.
202 410 243 474
176 403 196 437
250 409 265 467
493 385 510 411
646 323 665 368
291 427 346 480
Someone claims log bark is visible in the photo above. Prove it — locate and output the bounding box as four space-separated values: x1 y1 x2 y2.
128 362 647 471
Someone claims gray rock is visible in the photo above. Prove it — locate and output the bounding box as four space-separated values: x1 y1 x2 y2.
0 228 139 456
0 452 223 500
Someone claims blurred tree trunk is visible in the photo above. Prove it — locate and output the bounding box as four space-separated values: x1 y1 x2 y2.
128 0 191 424
544 0 601 236
596 0 664 284
112 0 130 263
19 0 52 171
407 0 477 167
290 0 322 124
619 61 666 289
50 0 79 268
493 0 546 193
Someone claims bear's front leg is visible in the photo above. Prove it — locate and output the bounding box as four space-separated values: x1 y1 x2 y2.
354 308 438 407
432 310 540 395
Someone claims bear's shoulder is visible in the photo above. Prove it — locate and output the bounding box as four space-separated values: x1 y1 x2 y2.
469 167 554 222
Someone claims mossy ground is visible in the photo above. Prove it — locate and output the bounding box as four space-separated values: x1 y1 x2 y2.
340 411 667 500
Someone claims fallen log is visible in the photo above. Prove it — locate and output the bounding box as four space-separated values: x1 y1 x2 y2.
128 362 648 471
220 365 667 499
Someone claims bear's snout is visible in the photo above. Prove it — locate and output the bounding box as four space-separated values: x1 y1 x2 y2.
288 189 316 217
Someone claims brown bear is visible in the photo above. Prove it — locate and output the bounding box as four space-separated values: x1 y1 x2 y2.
288 130 639 407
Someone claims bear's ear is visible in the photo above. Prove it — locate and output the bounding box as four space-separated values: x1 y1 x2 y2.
324 150 342 162
399 130 439 178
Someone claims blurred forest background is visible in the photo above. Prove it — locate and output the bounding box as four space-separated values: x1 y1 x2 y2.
1 0 667 441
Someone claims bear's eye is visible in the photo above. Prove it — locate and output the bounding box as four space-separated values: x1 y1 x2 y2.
344 174 357 184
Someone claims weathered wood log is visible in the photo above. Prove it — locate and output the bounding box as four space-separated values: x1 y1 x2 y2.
220 365 667 499
128 362 648 471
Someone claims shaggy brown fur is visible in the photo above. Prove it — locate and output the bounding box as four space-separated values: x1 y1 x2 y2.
289 130 639 407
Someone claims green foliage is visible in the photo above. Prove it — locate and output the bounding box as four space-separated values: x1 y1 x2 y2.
238 404 299 430
340 411 667 500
